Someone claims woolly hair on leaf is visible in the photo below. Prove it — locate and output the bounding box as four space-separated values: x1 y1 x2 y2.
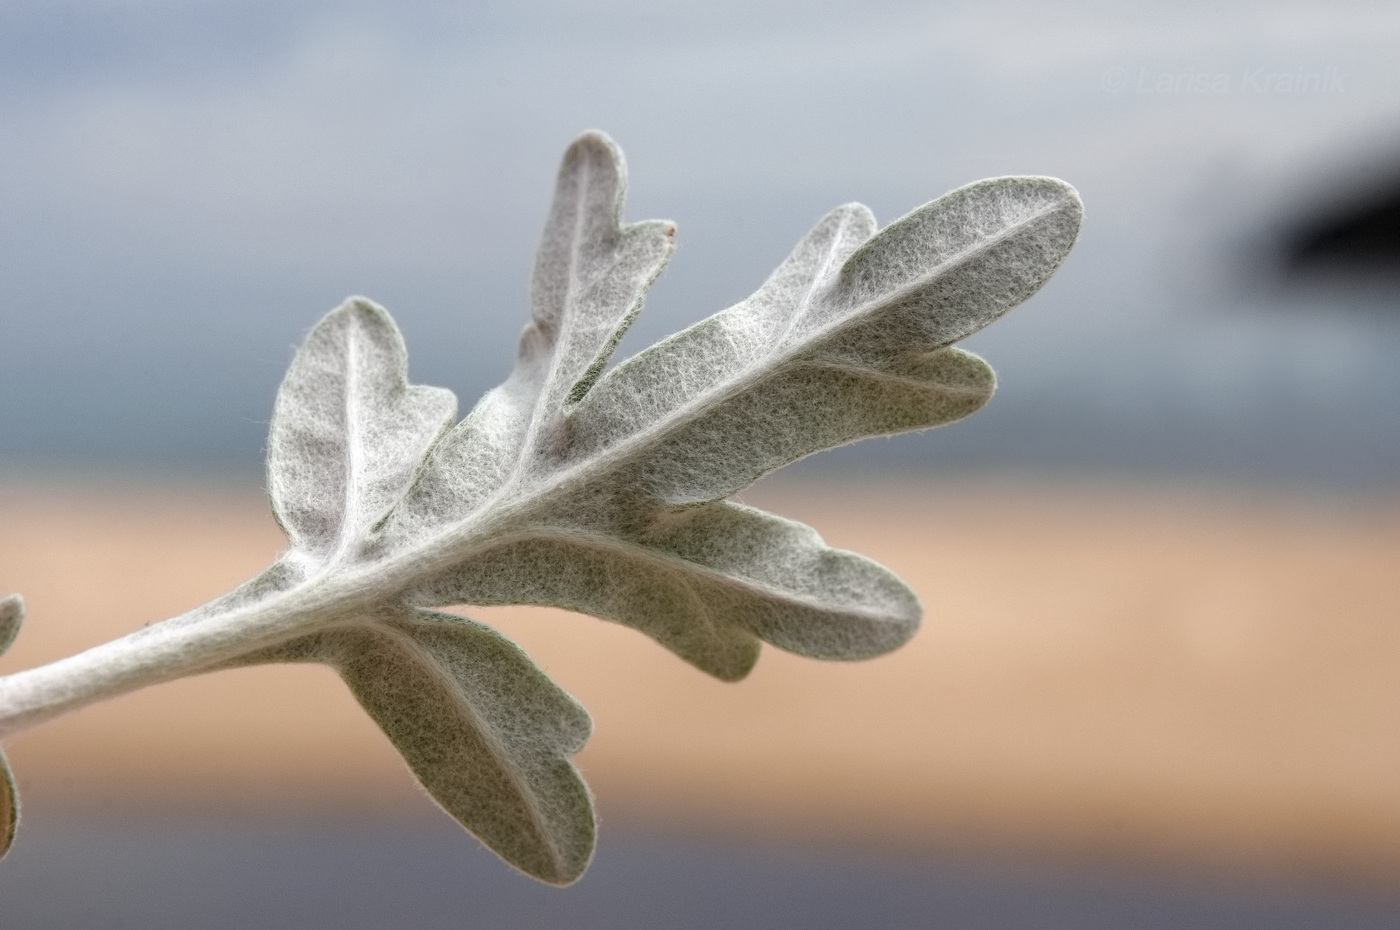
232 609 595 885
0 130 1080 886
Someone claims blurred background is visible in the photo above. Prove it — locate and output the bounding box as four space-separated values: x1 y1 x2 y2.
2 1 1400 926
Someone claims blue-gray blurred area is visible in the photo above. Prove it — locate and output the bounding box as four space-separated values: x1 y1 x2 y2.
2 0 1399 484
3 810 1400 930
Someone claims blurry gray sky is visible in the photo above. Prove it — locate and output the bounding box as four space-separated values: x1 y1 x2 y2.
2 0 1398 484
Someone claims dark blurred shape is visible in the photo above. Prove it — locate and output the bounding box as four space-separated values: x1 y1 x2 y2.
1281 163 1400 280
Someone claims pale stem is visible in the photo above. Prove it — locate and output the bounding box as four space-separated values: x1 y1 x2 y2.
0 578 356 741
0 477 554 744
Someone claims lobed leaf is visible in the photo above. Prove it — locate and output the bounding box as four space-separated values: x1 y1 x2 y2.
385 131 676 542
611 346 995 506
409 502 919 680
267 299 457 564
569 177 1081 504
196 132 1081 884
239 610 594 884
386 170 1078 677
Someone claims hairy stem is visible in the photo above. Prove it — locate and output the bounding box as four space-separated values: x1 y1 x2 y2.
0 499 534 742
0 570 367 741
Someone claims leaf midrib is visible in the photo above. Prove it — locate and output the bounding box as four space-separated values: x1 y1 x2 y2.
440 524 913 627
330 319 366 565
520 150 594 468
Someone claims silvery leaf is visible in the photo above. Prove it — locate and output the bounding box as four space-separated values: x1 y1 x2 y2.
408 501 920 681
387 131 676 540
238 609 594 884
380 166 1079 677
7 131 1079 885
267 298 457 564
570 178 1081 504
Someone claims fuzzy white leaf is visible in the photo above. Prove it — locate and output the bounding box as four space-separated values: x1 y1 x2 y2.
569 178 1081 504
0 131 1081 886
378 163 1079 676
388 131 676 541
408 501 920 681
267 299 457 564
238 610 593 884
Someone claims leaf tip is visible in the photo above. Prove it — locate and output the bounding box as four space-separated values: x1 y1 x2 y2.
567 128 621 158
999 175 1084 243
560 129 625 192
835 200 878 228
336 294 393 325
1031 175 1084 234
705 642 763 683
